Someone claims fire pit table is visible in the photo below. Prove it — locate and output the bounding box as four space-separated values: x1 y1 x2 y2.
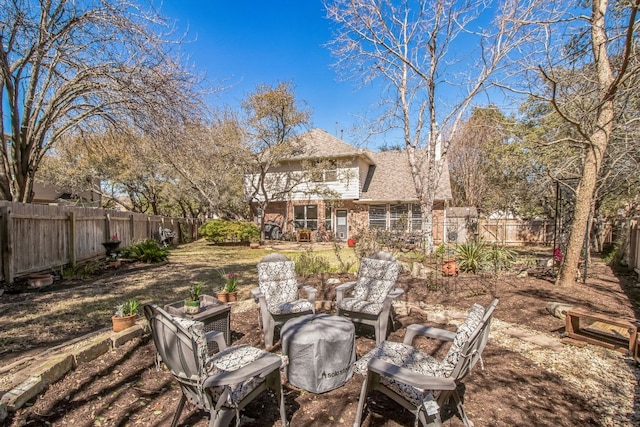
281 314 355 393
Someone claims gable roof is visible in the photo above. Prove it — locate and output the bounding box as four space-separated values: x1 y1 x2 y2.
360 150 452 202
291 128 374 163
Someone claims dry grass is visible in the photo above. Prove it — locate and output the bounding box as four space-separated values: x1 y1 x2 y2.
0 240 358 363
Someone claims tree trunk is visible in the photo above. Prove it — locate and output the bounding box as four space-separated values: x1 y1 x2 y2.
556 0 615 286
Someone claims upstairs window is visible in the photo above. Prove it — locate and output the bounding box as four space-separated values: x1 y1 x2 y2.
311 160 338 182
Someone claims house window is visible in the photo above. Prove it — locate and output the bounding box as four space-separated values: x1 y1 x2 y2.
294 204 318 230
369 205 386 229
390 204 408 232
311 161 338 182
325 207 332 231
411 204 422 231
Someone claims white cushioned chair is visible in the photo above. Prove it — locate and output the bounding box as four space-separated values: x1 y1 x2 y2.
144 304 288 427
251 253 317 348
336 251 403 344
353 299 499 427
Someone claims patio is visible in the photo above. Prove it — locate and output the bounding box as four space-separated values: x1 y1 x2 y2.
1 240 638 426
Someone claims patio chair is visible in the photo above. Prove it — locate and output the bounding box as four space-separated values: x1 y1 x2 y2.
143 304 288 427
251 253 317 348
336 251 404 344
352 299 499 427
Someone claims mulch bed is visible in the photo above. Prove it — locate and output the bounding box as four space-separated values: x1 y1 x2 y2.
3 256 640 426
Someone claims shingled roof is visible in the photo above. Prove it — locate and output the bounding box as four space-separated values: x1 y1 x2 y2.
360 150 452 202
291 128 374 162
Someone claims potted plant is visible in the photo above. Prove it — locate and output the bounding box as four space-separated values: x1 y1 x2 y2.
184 282 204 314
249 237 260 249
224 273 239 302
112 299 139 332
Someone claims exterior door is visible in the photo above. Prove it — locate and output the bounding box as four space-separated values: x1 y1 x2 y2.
335 209 348 240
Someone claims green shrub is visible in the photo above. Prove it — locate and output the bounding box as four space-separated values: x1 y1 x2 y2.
60 261 103 279
294 249 331 279
455 239 486 273
485 244 517 272
199 219 260 243
333 240 355 273
121 239 168 263
602 244 623 266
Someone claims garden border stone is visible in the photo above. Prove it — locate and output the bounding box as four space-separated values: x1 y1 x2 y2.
0 320 147 423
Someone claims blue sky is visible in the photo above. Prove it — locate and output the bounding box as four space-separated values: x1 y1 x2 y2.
160 1 384 147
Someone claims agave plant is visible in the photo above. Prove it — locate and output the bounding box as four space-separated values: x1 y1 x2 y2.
455 239 486 273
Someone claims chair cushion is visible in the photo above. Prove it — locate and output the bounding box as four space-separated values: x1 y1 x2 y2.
268 299 314 315
352 257 400 303
206 345 272 405
355 341 442 406
257 260 300 307
172 316 282 407
338 298 383 315
440 303 486 375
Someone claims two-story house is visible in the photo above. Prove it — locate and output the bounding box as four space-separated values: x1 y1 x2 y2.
247 128 452 242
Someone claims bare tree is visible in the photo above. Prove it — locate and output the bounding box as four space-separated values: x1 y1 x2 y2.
0 0 203 202
241 82 311 240
325 0 527 252
506 0 640 285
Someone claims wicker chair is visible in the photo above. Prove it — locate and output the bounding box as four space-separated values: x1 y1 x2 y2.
353 299 499 427
335 251 404 344
144 304 288 427
251 253 317 348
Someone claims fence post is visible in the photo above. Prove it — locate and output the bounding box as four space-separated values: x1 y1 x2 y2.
147 217 152 240
105 213 112 241
1 206 14 285
130 214 135 243
68 211 77 267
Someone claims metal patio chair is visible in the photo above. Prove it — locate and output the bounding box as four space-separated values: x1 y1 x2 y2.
336 251 404 344
353 299 499 427
252 253 317 348
144 304 288 427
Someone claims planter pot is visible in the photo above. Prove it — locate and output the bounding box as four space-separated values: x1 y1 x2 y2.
102 240 121 258
227 291 238 302
184 300 200 314
217 291 229 303
112 314 137 332
28 273 54 289
442 259 459 277
347 238 357 248
249 242 260 249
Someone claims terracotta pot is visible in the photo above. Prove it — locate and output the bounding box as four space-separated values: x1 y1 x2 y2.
112 314 137 332
227 291 238 302
184 300 200 314
28 273 54 289
217 291 229 303
442 259 459 277
249 242 260 249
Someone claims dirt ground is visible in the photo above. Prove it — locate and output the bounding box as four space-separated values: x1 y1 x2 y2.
2 243 640 427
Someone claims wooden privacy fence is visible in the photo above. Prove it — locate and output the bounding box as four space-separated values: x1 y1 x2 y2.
464 219 555 246
0 201 201 284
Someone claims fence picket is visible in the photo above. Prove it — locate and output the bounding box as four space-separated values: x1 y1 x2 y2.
0 201 200 283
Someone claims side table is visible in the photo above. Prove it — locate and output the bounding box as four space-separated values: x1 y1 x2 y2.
165 294 231 353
